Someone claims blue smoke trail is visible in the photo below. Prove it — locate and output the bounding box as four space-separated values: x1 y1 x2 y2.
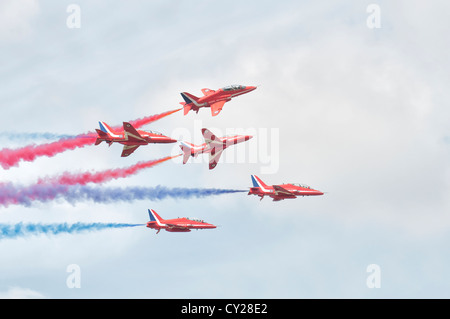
0 183 246 207
0 222 144 240
64 185 246 204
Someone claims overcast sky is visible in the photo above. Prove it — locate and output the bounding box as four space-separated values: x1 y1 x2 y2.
0 0 449 298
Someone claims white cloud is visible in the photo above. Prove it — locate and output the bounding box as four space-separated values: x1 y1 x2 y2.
0 286 45 299
1 0 450 299
0 0 40 41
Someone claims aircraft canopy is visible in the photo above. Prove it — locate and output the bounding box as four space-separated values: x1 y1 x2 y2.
291 183 311 189
147 130 163 135
180 217 205 223
223 84 246 91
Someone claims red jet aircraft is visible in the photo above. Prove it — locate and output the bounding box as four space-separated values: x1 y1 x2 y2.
248 175 324 201
146 209 216 234
179 128 252 169
180 84 257 116
94 121 177 157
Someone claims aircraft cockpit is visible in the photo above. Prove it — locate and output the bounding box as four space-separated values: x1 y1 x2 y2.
147 130 163 136
183 217 205 223
291 183 311 189
222 84 246 91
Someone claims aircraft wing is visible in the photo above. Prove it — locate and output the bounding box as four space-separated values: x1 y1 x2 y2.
166 223 190 230
123 122 146 143
272 185 297 198
121 145 140 157
208 147 224 170
210 100 226 116
202 129 223 147
201 88 215 96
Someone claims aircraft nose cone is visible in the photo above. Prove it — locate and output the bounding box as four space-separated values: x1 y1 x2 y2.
244 135 253 141
247 86 257 91
165 137 178 143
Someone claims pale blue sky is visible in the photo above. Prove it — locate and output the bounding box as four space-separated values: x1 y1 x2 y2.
0 0 449 298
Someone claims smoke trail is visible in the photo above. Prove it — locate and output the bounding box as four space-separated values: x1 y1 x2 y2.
37 154 181 185
128 108 182 129
0 183 246 208
62 185 246 204
0 109 180 170
0 222 144 240
0 133 97 170
0 132 75 141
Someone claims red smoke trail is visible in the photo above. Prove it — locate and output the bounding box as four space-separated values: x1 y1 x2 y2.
0 109 180 170
37 154 181 185
128 108 182 129
0 134 97 170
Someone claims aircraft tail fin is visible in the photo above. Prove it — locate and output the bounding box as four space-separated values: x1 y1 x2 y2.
148 209 163 223
180 92 200 104
180 92 201 115
98 121 119 136
251 175 269 189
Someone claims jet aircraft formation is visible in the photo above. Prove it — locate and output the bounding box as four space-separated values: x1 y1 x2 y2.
93 84 324 234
